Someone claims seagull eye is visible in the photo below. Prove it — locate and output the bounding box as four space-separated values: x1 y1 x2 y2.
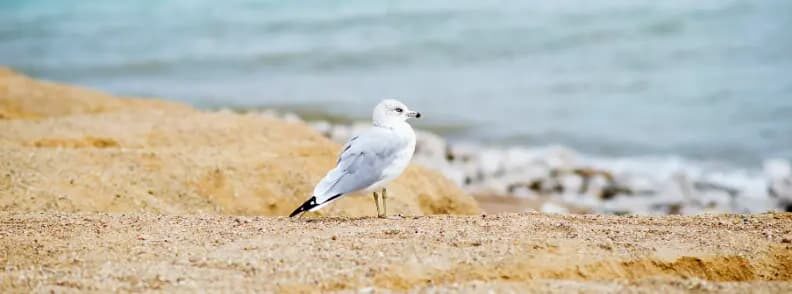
394 108 403 113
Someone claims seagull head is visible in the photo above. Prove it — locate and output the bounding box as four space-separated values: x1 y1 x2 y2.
372 99 421 127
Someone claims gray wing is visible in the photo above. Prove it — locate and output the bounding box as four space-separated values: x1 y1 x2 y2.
312 128 405 203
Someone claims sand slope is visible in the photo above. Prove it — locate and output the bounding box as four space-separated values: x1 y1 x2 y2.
1 212 790 292
0 68 479 217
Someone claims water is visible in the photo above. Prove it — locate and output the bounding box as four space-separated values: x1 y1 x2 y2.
2 0 791 168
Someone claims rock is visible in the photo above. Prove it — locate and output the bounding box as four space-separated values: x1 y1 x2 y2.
257 109 279 118
764 159 792 211
309 121 332 136
540 202 569 214
502 148 539 171
414 130 447 160
599 185 634 200
446 143 480 164
731 196 779 214
540 146 579 169
478 149 505 177
328 125 352 143
600 195 670 215
282 112 303 123
215 108 235 115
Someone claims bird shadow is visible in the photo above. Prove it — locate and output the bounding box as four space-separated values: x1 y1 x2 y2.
291 214 411 223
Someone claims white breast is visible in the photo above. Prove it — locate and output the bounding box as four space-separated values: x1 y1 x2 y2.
364 123 416 191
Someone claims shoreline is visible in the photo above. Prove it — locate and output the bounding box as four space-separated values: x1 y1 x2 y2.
220 103 783 168
2 63 788 216
244 107 792 215
1 67 791 292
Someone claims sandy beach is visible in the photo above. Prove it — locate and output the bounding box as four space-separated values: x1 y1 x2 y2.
0 68 478 217
1 69 791 292
1 212 790 292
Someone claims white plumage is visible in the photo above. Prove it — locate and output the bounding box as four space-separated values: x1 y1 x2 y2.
289 99 420 217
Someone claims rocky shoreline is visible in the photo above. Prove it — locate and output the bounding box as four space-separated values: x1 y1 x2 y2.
3 63 788 217
248 109 792 215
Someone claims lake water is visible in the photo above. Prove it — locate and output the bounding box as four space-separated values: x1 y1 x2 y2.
2 0 791 169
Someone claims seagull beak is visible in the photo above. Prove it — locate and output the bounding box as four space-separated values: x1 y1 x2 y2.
407 111 421 119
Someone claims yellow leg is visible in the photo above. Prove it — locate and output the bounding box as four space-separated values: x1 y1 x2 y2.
381 188 388 218
373 192 381 217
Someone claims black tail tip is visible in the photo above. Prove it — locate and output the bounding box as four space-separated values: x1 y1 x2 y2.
289 196 318 217
288 208 304 218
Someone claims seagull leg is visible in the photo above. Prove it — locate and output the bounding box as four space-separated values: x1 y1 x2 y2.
373 191 381 218
381 188 388 218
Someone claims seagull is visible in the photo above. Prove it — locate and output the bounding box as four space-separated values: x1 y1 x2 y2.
289 99 421 218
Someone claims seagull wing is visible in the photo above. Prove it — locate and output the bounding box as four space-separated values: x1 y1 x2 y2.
312 128 406 203
288 126 415 217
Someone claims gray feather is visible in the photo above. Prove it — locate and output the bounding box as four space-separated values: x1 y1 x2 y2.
312 127 406 203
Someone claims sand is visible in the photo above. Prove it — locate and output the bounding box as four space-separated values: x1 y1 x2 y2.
0 68 478 217
1 68 790 293
1 212 790 293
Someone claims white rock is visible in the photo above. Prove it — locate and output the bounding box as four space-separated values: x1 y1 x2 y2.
695 190 734 210
328 126 352 142
215 108 234 115
257 109 279 118
502 148 538 170
476 149 504 176
733 195 783 213
510 186 539 199
559 174 583 195
447 143 480 163
310 121 332 135
541 202 569 214
541 145 579 169
600 196 665 215
282 112 303 123
415 130 447 159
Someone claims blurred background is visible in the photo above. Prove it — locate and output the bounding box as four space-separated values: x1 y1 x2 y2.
2 0 791 213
